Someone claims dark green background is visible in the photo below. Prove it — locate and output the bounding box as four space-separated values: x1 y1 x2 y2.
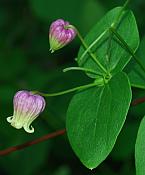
0 0 145 174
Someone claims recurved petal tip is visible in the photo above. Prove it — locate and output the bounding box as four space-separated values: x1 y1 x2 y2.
24 124 34 133
7 90 46 133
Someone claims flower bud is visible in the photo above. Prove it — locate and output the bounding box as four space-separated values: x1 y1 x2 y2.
7 90 46 133
49 19 76 53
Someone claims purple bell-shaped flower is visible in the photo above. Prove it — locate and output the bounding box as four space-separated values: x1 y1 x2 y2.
49 19 76 53
7 90 46 133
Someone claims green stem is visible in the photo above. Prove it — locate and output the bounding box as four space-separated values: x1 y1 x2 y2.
63 67 102 76
123 0 130 9
79 29 108 62
68 25 108 74
110 27 145 74
65 0 130 75
131 84 145 90
76 28 108 74
32 83 97 97
76 0 130 64
111 0 130 27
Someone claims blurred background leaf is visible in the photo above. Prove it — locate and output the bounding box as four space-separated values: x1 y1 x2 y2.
0 0 145 174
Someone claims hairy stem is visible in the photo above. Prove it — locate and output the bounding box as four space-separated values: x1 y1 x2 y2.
0 129 65 156
132 97 145 106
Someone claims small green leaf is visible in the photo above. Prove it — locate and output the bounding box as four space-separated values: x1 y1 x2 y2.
128 36 145 89
77 7 139 78
135 116 145 175
66 72 131 169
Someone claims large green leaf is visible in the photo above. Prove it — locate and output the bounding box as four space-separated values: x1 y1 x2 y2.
66 72 131 169
128 36 145 89
77 7 139 78
135 116 145 175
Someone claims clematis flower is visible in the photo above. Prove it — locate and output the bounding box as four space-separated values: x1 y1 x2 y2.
49 19 76 53
7 90 46 133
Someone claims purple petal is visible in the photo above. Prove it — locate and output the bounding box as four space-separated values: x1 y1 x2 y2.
49 19 76 52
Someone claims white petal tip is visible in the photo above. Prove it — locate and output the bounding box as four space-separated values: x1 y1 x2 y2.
24 125 34 134
7 116 13 123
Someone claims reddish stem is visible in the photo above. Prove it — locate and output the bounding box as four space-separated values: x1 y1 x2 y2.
132 96 145 106
0 129 66 156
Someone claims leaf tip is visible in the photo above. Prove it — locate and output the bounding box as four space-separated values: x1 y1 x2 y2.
89 167 94 170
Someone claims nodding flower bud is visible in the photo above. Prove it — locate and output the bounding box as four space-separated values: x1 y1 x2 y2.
7 90 46 133
49 19 76 53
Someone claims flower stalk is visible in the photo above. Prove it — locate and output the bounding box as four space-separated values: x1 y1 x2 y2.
32 82 99 97
69 25 108 74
